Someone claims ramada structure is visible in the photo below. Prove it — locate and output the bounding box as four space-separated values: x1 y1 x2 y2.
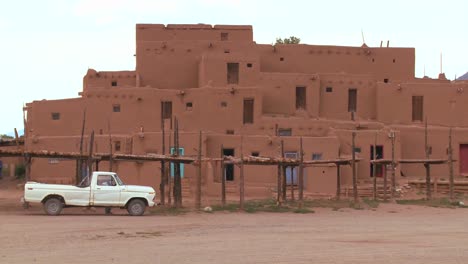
21 24 468 199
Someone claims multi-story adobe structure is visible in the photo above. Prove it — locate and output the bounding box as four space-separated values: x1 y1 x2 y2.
23 24 468 198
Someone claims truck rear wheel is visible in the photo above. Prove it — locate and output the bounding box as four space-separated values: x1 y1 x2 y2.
127 199 146 216
44 198 63 216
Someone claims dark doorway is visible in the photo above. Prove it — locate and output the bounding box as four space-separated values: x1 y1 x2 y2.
243 98 254 124
412 95 423 122
223 148 235 181
161 101 172 128
348 88 357 112
459 144 468 175
370 145 384 177
296 86 306 110
227 63 239 84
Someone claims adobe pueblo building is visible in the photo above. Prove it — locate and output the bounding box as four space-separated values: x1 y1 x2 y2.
24 24 468 198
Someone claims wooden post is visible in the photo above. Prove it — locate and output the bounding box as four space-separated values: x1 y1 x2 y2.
173 117 182 208
448 127 454 200
160 114 166 206
373 133 377 201
391 130 396 198
195 131 202 209
383 166 388 202
290 165 295 201
336 164 341 200
298 137 304 207
351 131 358 203
239 136 245 211
24 155 31 182
281 140 286 201
108 120 113 172
87 130 95 185
221 144 226 206
277 159 282 205
77 109 86 184
424 118 432 200
167 133 172 206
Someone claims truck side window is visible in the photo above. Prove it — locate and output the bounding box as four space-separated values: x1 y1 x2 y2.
97 175 116 186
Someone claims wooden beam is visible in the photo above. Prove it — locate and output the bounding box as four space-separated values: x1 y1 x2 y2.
351 132 358 203
425 118 432 200
373 132 377 201
391 130 396 198
221 144 226 206
195 131 202 209
281 140 286 201
78 109 86 184
336 164 341 200
160 113 166 206
449 127 454 200
173 117 182 208
239 136 245 211
87 130 95 184
298 137 304 207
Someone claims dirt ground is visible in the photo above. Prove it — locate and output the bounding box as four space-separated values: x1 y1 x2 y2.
1 178 468 264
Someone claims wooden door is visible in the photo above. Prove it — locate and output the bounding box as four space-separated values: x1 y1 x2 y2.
459 144 468 175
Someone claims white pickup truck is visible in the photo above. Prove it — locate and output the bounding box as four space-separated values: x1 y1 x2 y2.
22 171 156 216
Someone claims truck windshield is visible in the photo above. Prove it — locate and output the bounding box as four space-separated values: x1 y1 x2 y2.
113 174 124 185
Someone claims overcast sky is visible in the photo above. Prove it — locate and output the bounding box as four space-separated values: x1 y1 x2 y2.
1 0 467 135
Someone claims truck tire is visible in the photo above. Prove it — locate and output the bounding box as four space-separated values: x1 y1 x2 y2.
44 198 63 216
127 199 146 216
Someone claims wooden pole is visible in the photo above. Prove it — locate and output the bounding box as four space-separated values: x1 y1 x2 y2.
107 120 113 172
281 140 286 201
373 132 377 201
160 114 166 206
391 130 396 198
87 130 95 185
383 166 388 202
298 137 304 207
425 118 432 200
77 109 86 184
290 165 295 201
239 136 245 211
448 127 454 200
167 133 172 206
173 117 182 208
25 155 31 182
195 131 202 209
336 164 341 200
351 131 358 203
277 159 282 205
221 144 226 206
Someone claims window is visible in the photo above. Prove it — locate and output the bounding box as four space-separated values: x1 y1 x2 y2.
251 152 260 157
226 130 234 135
227 63 239 84
326 87 333 93
111 81 117 87
221 101 228 107
384 78 389 83
97 175 116 186
412 96 423 122
278 128 292 136
114 141 121 152
247 63 252 68
312 153 323 160
113 104 121 112
296 86 306 109
348 88 357 112
161 101 172 119
280 57 284 61
51 112 60 120
221 32 229 41
186 102 193 111
354 147 361 153
243 98 254 124
224 49 230 53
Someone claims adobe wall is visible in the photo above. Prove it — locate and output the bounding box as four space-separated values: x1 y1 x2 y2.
83 69 137 92
376 81 468 127
256 44 415 82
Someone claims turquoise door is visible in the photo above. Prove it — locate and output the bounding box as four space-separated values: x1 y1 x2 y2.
170 147 184 178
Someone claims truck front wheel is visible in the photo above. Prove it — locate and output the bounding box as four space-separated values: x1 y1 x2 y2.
127 199 146 216
44 198 63 216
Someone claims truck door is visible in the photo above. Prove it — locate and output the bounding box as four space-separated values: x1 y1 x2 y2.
92 174 121 206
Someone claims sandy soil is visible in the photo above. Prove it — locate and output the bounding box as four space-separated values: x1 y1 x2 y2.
1 178 468 264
